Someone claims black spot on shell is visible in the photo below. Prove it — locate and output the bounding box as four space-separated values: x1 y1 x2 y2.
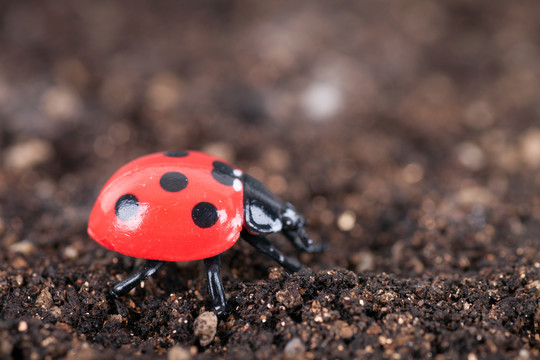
115 194 139 221
164 151 189 157
160 172 188 192
211 161 238 186
192 202 219 228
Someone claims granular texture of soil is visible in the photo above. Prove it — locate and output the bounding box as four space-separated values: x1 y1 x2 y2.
2 1 540 359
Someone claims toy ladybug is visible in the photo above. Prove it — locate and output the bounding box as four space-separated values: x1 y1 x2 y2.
88 150 324 316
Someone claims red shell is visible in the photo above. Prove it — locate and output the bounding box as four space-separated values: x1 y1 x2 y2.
87 151 244 261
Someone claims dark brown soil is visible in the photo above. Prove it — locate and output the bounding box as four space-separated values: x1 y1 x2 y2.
2 1 540 359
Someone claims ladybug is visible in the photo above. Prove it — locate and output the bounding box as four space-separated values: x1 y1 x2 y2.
88 150 324 316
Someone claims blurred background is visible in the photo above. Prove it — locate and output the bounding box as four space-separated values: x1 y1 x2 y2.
4 1 540 358
2 0 540 290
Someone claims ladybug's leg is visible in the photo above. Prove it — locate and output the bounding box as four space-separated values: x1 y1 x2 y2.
241 229 305 273
203 255 227 317
281 204 327 253
110 260 165 298
283 228 327 254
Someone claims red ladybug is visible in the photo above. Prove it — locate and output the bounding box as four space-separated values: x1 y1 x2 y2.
88 150 324 316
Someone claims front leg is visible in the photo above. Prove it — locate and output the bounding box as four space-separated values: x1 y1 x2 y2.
111 259 165 298
283 228 328 253
241 229 305 273
281 204 327 253
204 255 227 317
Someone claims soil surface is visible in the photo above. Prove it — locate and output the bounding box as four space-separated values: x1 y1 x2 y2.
2 1 540 359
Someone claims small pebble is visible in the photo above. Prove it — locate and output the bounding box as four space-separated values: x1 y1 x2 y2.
366 323 382 335
36 288 54 308
519 349 531 360
193 311 218 346
41 336 57 347
50 306 62 318
40 85 81 120
8 240 36 255
455 142 485 171
284 337 306 359
106 314 123 325
337 211 356 232
18 321 28 332
301 81 343 121
331 320 356 339
14 274 23 286
168 345 192 360
63 245 79 260
351 251 375 272
4 139 54 172
276 289 303 308
379 291 397 304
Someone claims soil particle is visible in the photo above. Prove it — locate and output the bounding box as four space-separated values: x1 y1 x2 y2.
35 288 54 308
275 288 303 309
283 337 306 359
3 139 54 173
193 312 218 347
7 240 37 255
168 345 193 360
